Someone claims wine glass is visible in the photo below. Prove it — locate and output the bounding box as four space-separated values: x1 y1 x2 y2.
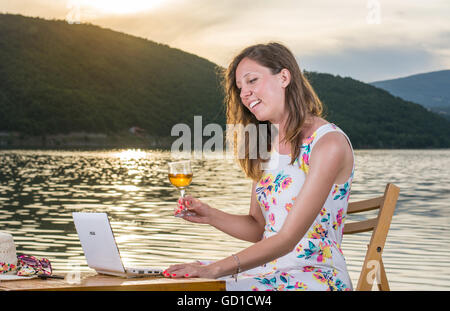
168 160 193 217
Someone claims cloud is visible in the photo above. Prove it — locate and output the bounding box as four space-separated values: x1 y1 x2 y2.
1 0 449 81
0 0 67 17
299 44 442 83
88 0 373 66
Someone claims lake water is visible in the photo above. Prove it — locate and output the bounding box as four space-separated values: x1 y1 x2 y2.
0 149 449 290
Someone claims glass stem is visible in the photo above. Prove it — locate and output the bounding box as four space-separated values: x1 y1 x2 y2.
180 188 185 198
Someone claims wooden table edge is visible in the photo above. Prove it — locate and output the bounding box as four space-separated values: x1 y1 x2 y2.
0 274 226 291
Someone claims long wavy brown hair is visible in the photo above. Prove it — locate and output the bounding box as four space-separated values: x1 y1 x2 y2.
223 42 324 181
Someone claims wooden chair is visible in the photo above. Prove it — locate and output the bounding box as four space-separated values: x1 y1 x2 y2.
343 183 400 291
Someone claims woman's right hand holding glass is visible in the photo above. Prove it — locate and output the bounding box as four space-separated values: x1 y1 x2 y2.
176 195 213 224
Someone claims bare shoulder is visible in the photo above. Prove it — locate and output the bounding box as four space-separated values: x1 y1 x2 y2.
314 131 349 153
310 131 351 168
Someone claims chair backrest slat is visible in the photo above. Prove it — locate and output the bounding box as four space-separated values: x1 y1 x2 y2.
345 183 400 291
347 196 384 214
343 218 378 234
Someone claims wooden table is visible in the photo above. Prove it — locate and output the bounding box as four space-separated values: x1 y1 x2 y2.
0 272 226 291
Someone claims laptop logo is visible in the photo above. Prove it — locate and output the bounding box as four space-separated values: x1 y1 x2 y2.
89 231 96 236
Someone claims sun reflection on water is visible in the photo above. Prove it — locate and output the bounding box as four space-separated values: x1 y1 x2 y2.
114 149 147 160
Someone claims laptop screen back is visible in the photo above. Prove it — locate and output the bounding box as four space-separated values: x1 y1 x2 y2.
72 212 126 275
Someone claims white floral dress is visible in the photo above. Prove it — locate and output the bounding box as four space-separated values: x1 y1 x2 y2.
219 123 355 291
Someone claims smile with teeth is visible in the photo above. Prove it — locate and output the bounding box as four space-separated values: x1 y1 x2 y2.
249 100 261 109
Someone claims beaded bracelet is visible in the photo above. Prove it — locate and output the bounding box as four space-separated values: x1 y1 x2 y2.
231 254 241 282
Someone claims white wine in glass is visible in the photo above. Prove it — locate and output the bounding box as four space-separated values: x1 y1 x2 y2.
168 160 193 217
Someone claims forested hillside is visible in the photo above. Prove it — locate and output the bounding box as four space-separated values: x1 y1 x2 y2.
1 14 449 149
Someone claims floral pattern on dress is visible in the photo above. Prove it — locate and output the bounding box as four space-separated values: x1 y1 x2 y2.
256 171 292 205
299 147 311 174
307 223 328 239
332 181 350 200
332 171 354 201
332 208 345 231
297 132 317 174
319 206 331 223
261 200 270 211
284 197 296 213
253 272 308 291
249 266 350 291
296 240 333 264
265 223 277 233
285 202 293 212
311 267 351 291
268 213 276 226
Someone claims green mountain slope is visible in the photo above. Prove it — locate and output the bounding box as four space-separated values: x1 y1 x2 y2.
0 13 225 137
1 13 449 149
370 70 450 120
306 72 450 148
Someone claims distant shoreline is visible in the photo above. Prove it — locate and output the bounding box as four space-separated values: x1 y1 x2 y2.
1 131 449 151
0 135 448 151
0 132 174 150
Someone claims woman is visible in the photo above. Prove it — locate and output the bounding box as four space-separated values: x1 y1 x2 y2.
165 42 355 291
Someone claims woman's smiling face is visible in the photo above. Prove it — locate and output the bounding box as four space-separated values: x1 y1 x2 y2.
235 57 290 124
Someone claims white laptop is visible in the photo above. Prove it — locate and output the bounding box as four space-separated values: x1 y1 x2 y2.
72 212 163 278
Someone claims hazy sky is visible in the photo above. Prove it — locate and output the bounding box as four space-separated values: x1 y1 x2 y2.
1 0 449 82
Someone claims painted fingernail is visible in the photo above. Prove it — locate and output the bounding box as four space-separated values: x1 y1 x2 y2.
172 273 176 277
185 274 189 277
